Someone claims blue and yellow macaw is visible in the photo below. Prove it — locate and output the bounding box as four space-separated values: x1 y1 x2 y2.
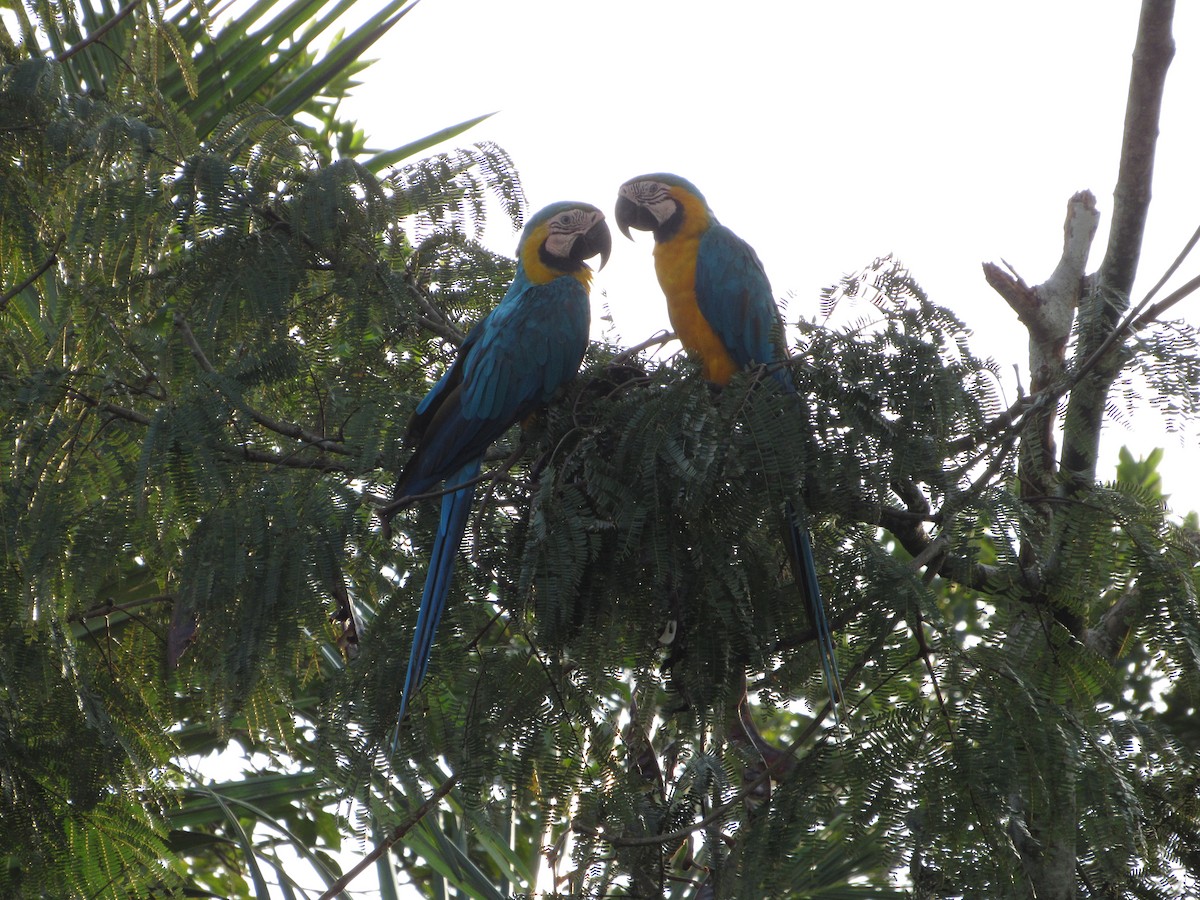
390 201 611 729
614 173 842 715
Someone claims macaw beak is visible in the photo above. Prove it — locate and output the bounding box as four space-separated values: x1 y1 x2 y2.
574 215 612 270
614 192 657 240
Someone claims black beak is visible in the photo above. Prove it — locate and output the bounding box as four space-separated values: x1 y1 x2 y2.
614 193 657 240
572 216 612 270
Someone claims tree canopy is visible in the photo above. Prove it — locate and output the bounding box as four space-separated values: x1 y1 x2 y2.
2 1 1199 898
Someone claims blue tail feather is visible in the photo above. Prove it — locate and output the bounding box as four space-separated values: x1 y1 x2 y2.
394 459 481 746
784 500 842 721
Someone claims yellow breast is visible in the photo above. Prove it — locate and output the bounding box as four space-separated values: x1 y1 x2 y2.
653 197 738 385
521 228 593 289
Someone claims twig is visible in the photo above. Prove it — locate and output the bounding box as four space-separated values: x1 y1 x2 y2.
374 445 523 525
407 279 466 346
57 0 144 61
315 772 461 900
173 313 351 455
234 445 360 473
1130 270 1200 330
100 400 154 427
68 594 175 624
610 329 677 364
0 252 58 312
574 612 905 849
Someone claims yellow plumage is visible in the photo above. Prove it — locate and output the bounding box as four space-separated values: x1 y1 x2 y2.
650 187 739 384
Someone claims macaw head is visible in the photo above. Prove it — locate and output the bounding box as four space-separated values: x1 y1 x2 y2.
519 201 612 284
615 173 714 243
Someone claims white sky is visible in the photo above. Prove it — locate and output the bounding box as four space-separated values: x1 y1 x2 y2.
342 0 1200 519
336 3 1200 895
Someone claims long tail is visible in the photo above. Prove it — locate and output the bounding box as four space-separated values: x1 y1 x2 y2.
783 499 842 721
394 459 481 743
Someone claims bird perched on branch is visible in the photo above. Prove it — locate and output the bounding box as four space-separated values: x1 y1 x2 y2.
614 173 841 716
386 201 611 734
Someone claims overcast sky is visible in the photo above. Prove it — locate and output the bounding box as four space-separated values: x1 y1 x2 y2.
343 2 1200 515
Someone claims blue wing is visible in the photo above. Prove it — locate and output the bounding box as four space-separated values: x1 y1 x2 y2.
695 223 843 719
393 273 590 738
395 273 590 498
694 223 792 394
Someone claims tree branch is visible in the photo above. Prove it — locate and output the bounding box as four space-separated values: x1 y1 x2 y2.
315 772 461 900
68 594 175 624
1061 0 1175 492
985 192 1100 507
611 329 677 364
174 313 352 455
1083 585 1140 662
575 611 905 850
74 387 364 473
849 500 1017 594
1098 0 1176 300
57 0 144 61
0 252 58 312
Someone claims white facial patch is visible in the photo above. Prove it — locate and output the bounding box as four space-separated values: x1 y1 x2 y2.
621 180 675 226
543 209 596 259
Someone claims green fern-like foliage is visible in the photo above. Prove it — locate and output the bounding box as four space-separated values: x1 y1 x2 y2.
5 3 1200 898
0 2 522 895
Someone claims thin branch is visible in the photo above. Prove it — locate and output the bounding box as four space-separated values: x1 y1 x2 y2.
1069 271 1200 401
71 385 363 472
610 329 677 364
1134 219 1200 311
575 612 905 850
945 396 1032 455
73 392 153 427
0 252 58 312
1130 270 1200 331
68 594 175 624
174 313 351 455
407 279 466 346
57 0 144 61
374 442 525 526
233 444 361 473
315 772 461 900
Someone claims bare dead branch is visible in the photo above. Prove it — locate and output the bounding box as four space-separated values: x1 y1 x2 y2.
987 194 1100 502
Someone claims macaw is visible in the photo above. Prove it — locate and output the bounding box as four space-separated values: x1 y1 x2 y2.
389 201 612 730
614 173 841 716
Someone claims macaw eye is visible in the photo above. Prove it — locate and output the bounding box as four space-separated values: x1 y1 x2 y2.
631 181 662 201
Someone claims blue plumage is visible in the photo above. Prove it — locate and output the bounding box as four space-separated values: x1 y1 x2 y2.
390 202 609 737
616 174 843 719
694 223 793 394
